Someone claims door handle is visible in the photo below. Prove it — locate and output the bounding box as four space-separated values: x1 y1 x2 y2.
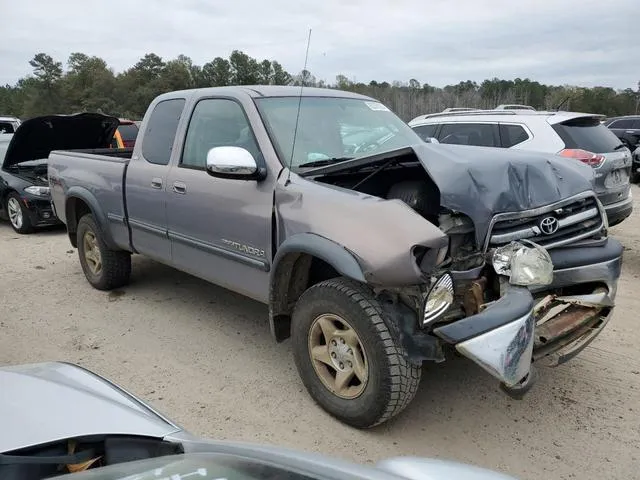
151 178 163 189
173 181 187 194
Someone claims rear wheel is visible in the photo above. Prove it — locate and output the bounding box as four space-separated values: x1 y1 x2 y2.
77 214 131 290
291 277 421 428
6 192 34 234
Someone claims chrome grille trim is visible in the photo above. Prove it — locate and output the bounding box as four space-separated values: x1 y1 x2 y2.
483 192 606 252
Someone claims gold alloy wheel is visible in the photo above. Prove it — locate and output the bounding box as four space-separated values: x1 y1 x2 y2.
308 313 369 399
83 230 103 275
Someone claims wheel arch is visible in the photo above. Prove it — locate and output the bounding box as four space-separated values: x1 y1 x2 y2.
65 187 117 249
269 233 367 342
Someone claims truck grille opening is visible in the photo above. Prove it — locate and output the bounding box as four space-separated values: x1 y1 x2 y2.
486 194 605 250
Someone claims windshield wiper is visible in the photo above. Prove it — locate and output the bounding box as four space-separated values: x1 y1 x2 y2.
614 143 628 151
297 157 354 168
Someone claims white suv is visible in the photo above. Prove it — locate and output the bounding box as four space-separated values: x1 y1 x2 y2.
408 110 633 226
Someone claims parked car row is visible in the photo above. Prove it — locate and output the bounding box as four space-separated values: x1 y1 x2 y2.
409 108 634 226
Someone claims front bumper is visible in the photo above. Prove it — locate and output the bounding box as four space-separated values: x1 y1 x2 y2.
22 196 61 227
430 237 623 391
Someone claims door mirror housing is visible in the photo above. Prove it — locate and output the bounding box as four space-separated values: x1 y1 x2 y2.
206 146 261 180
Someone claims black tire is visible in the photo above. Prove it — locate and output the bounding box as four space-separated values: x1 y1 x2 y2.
291 277 421 428
77 213 131 290
6 192 34 234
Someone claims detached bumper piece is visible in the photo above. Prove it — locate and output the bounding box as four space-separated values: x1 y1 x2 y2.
532 289 613 367
433 287 536 391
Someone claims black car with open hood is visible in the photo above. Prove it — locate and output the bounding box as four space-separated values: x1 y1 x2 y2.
0 113 119 234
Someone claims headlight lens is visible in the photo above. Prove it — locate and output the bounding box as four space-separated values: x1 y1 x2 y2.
492 241 553 286
24 186 50 196
423 273 454 326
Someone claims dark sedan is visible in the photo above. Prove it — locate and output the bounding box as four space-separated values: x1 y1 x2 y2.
0 113 118 234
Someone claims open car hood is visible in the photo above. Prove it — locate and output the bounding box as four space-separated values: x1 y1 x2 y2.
0 362 180 452
301 142 595 246
2 113 119 168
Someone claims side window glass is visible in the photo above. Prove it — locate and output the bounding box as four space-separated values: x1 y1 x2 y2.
181 98 260 169
412 124 438 141
632 120 640 129
610 119 633 129
500 124 530 147
141 98 186 165
439 123 496 147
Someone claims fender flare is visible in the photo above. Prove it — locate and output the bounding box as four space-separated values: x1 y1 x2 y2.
65 186 118 250
268 233 367 341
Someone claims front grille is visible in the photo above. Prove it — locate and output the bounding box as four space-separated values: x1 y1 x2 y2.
485 193 605 250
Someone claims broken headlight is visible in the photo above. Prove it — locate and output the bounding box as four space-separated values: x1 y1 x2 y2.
422 273 454 327
492 240 553 286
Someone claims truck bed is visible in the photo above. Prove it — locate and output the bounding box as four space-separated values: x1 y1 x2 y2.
48 148 133 251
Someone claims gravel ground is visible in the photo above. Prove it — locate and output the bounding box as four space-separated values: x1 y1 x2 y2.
2 189 640 480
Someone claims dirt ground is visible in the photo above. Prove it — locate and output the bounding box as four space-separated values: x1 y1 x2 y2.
1 190 640 480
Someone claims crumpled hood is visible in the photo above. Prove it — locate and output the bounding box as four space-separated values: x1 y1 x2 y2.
412 142 595 246
0 362 180 452
3 112 119 168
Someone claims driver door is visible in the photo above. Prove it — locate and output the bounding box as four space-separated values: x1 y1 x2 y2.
165 97 274 302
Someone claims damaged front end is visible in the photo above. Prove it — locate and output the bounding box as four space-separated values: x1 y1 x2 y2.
406 200 621 399
299 144 621 399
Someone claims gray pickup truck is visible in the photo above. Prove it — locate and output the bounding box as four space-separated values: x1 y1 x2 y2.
49 86 623 428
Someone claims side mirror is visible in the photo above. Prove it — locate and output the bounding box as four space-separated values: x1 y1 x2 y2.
206 146 259 180
425 137 440 144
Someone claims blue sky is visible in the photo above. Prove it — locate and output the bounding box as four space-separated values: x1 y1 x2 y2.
1 0 636 89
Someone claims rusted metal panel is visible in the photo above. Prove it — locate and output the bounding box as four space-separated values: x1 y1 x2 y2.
535 305 603 348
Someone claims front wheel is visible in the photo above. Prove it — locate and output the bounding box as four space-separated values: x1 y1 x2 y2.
6 192 34 234
77 214 131 290
291 278 421 428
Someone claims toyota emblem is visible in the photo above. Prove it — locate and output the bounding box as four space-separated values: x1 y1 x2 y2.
539 216 559 235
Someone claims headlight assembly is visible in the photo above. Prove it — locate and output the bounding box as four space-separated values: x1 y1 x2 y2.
422 273 454 327
492 240 553 286
24 186 50 196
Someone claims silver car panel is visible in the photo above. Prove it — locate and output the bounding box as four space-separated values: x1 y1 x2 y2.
0 362 179 452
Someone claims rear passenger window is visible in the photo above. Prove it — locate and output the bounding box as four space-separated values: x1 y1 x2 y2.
439 123 497 147
141 98 186 165
412 124 438 141
500 124 529 147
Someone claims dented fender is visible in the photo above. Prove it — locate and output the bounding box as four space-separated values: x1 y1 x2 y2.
274 171 448 286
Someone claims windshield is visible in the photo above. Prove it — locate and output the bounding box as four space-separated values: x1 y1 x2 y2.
255 96 421 168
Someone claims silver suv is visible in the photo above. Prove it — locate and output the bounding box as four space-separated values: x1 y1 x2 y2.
408 110 633 226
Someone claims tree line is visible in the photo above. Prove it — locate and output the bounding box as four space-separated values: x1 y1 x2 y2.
1 51 638 121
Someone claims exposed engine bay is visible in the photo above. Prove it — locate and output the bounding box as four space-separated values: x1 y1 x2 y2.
7 160 49 186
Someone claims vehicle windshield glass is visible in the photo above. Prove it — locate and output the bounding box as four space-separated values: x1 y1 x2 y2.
552 117 623 153
55 453 318 480
255 96 420 168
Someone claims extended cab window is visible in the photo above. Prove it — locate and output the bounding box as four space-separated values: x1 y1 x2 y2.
499 124 529 147
141 98 186 165
181 98 260 169
439 123 497 147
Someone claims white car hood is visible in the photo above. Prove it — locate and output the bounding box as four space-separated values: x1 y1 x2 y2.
0 362 180 452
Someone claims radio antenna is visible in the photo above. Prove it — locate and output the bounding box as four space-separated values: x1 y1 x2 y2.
285 28 312 185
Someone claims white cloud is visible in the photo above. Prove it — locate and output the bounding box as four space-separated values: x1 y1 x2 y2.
1 0 637 89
